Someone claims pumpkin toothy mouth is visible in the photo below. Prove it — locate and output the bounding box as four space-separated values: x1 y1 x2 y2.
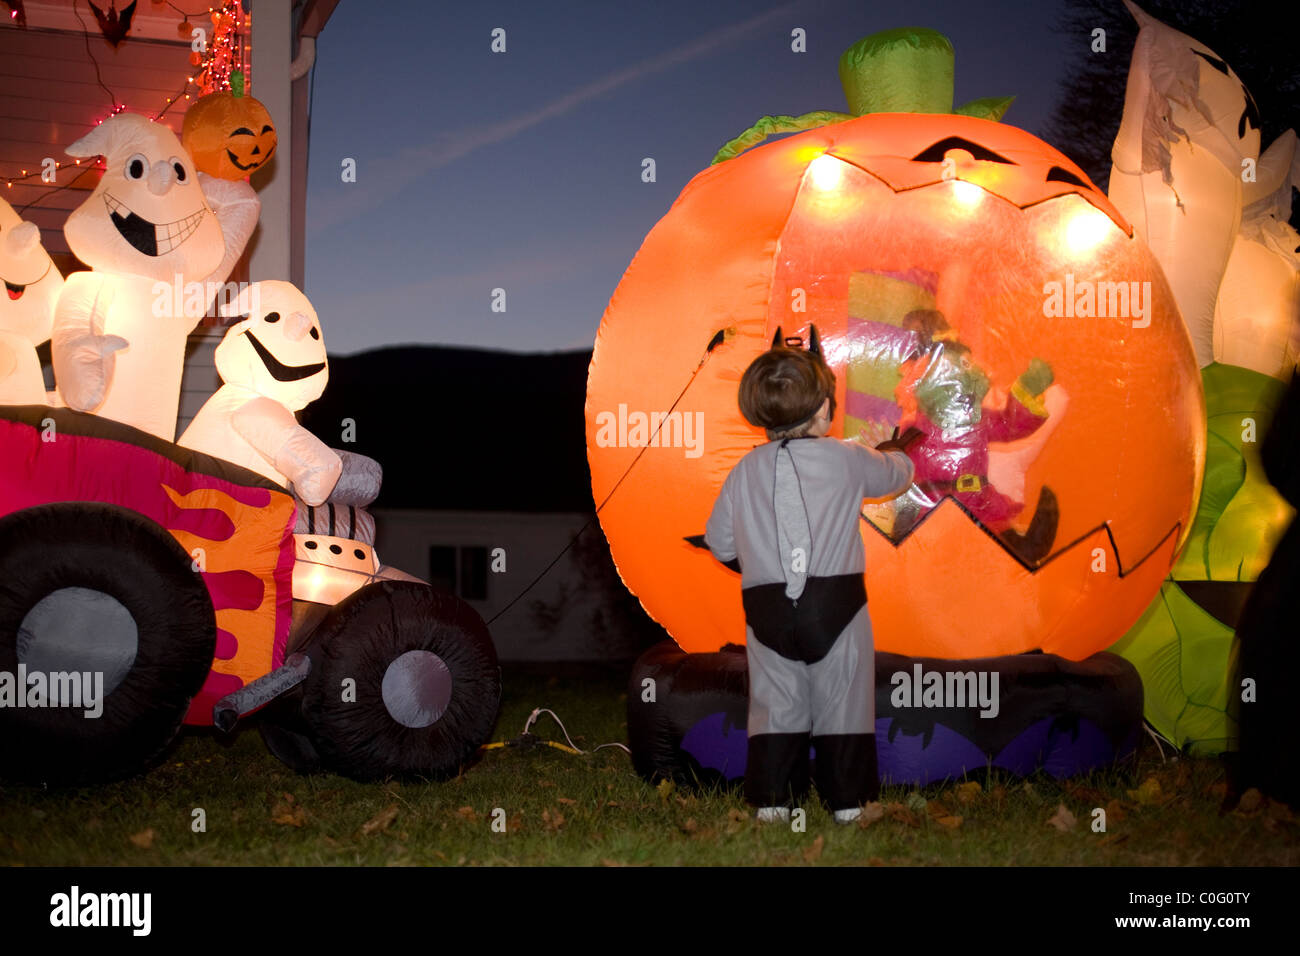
103 193 207 257
244 331 326 382
226 142 274 172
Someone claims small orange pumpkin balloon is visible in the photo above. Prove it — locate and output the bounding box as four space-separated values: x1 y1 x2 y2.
182 70 277 180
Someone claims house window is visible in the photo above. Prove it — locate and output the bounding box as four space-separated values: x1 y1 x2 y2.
428 545 489 601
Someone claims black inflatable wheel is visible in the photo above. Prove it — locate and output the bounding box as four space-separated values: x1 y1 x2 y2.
299 580 500 781
0 503 216 786
258 694 324 774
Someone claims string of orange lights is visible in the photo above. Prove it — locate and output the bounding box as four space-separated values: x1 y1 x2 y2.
3 1 248 195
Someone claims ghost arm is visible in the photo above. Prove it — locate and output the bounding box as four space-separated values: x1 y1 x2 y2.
51 274 129 412
198 172 260 292
230 396 342 506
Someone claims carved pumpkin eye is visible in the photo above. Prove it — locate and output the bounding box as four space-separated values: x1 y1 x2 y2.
911 137 1013 164
309 327 320 340
261 125 273 134
169 157 188 182
263 311 281 324
231 127 255 136
125 154 148 179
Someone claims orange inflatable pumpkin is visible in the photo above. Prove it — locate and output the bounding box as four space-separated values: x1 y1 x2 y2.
182 71 277 180
586 108 1205 660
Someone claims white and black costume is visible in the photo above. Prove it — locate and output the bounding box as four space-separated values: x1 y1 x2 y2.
705 437 913 809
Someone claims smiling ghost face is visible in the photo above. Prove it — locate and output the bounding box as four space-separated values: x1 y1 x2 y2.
215 280 328 411
0 196 64 345
63 113 224 282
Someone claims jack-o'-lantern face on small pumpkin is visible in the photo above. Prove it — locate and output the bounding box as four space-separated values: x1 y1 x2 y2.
182 75 277 181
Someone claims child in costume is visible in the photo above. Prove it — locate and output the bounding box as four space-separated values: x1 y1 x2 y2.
701 328 916 823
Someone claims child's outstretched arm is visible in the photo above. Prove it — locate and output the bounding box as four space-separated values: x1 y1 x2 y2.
847 433 916 500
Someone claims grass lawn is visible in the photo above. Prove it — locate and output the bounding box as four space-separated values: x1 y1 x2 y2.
1 668 1296 866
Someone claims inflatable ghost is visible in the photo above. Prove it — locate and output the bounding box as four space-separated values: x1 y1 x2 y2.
1214 129 1300 378
1108 0 1262 367
0 197 64 404
52 112 259 440
178 280 341 506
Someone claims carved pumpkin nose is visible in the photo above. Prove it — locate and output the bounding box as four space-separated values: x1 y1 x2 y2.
251 145 260 155
285 310 313 342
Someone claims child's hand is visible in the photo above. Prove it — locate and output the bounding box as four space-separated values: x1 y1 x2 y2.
856 420 894 447
876 425 924 454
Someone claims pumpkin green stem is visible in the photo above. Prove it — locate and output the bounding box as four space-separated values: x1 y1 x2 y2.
230 70 246 98
712 26 1015 164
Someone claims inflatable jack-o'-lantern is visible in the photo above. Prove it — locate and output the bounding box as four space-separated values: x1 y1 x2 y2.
182 71 277 181
586 28 1205 660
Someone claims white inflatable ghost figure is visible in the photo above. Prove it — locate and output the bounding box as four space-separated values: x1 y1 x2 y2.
1108 0 1264 368
1213 129 1300 377
0 197 65 404
178 281 341 506
52 112 259 440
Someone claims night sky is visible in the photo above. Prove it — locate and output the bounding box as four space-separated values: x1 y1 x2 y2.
304 1 1079 355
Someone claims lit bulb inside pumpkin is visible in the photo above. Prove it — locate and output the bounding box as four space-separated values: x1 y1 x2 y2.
1062 205 1113 254
807 153 845 191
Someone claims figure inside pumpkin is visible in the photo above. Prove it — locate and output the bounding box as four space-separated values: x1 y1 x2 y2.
881 309 1060 565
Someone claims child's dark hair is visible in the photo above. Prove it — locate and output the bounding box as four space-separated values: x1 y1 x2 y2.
739 347 836 437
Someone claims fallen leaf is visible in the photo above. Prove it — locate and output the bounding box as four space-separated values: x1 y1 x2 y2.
1104 799 1128 824
927 800 952 819
455 806 478 822
681 817 698 834
905 792 927 812
990 785 1007 805
1098 833 1129 848
1066 784 1106 804
935 815 963 829
128 828 155 849
1234 788 1263 814
885 803 920 828
1128 776 1163 806
858 802 885 828
802 834 825 862
360 804 399 836
271 795 306 827
537 780 555 788
1047 803 1076 831
956 782 982 805
656 779 676 802
557 797 576 806
601 858 626 867
541 809 565 832
728 808 749 823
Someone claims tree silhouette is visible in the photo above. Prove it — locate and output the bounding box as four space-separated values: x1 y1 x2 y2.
1044 0 1300 226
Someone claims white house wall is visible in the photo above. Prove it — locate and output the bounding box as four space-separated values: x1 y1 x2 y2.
372 508 646 663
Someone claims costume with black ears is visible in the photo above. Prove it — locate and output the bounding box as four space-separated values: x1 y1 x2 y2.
699 327 914 812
